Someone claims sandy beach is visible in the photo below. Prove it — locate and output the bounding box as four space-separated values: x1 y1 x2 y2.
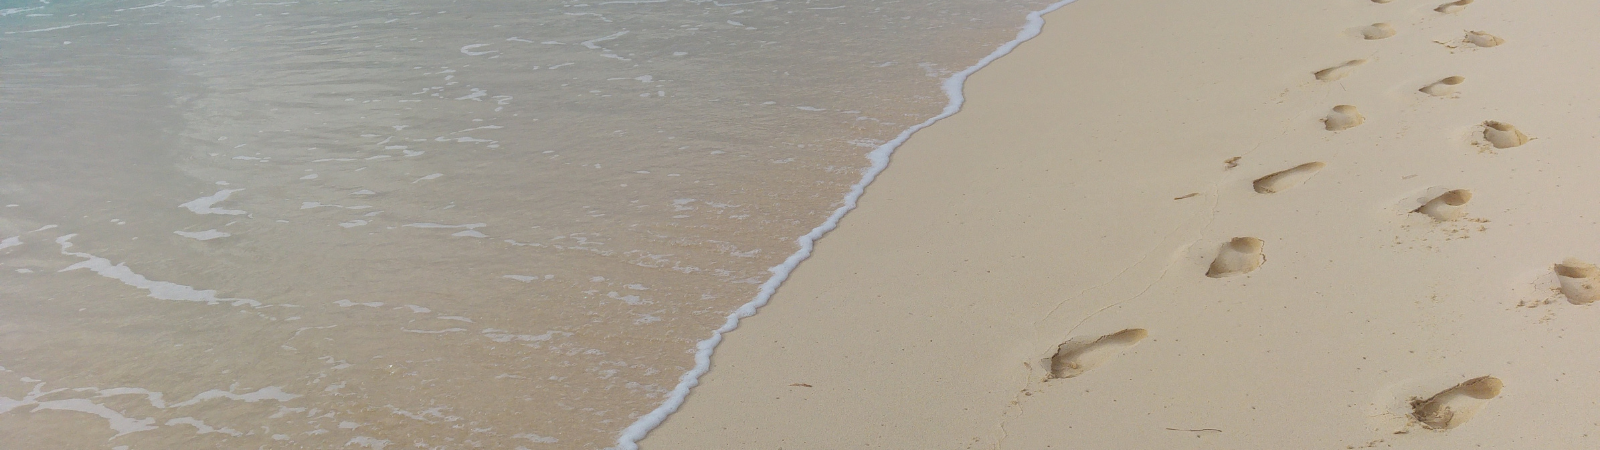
641 0 1600 448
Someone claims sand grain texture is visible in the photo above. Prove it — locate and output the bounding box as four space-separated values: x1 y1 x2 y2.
643 0 1600 448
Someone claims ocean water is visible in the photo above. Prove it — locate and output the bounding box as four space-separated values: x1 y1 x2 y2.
0 0 1051 447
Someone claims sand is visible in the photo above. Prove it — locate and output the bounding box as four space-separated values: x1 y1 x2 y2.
640 0 1600 448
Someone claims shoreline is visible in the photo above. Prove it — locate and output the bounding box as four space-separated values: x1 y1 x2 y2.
612 1 1084 447
644 0 1600 448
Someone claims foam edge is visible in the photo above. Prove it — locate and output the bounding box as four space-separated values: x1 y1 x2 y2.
611 1 1081 447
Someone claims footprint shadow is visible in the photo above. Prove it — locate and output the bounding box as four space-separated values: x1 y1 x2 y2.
1324 105 1365 131
1413 189 1473 221
1434 0 1473 14
1411 376 1503 430
1359 23 1396 40
1315 60 1369 82
1045 328 1149 380
1206 237 1265 278
1420 76 1465 97
1253 162 1327 194
1482 121 1529 149
1466 31 1504 47
1554 258 1600 305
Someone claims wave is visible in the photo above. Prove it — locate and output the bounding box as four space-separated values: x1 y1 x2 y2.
612 0 1083 447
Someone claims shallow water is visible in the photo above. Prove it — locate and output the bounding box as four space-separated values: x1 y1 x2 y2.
0 0 1050 447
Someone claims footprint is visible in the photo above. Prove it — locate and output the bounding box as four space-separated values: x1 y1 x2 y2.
1413 189 1472 221
1435 0 1472 13
1411 376 1503 430
1466 31 1504 47
1554 258 1600 305
1253 162 1327 194
1314 60 1368 81
1324 105 1365 131
1420 76 1465 96
1361 23 1396 40
1483 121 1529 148
1206 237 1265 278
1048 328 1148 379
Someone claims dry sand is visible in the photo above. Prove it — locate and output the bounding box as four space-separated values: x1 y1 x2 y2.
642 0 1600 448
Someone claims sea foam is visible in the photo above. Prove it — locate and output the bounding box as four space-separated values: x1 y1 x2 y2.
612 0 1082 447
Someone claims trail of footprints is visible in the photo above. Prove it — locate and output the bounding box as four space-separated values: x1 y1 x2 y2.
1031 0 1575 434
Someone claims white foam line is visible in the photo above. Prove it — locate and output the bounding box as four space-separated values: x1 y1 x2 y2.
56 234 262 307
581 30 628 49
174 229 230 241
611 0 1081 447
460 43 497 56
165 417 243 437
179 189 247 215
403 328 467 334
3 22 107 34
31 399 157 436
2 382 158 437
168 386 299 408
0 6 45 17
402 222 484 230
115 0 170 12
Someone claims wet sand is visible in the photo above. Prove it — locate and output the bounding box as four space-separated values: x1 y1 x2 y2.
0 1 1055 448
644 0 1600 448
